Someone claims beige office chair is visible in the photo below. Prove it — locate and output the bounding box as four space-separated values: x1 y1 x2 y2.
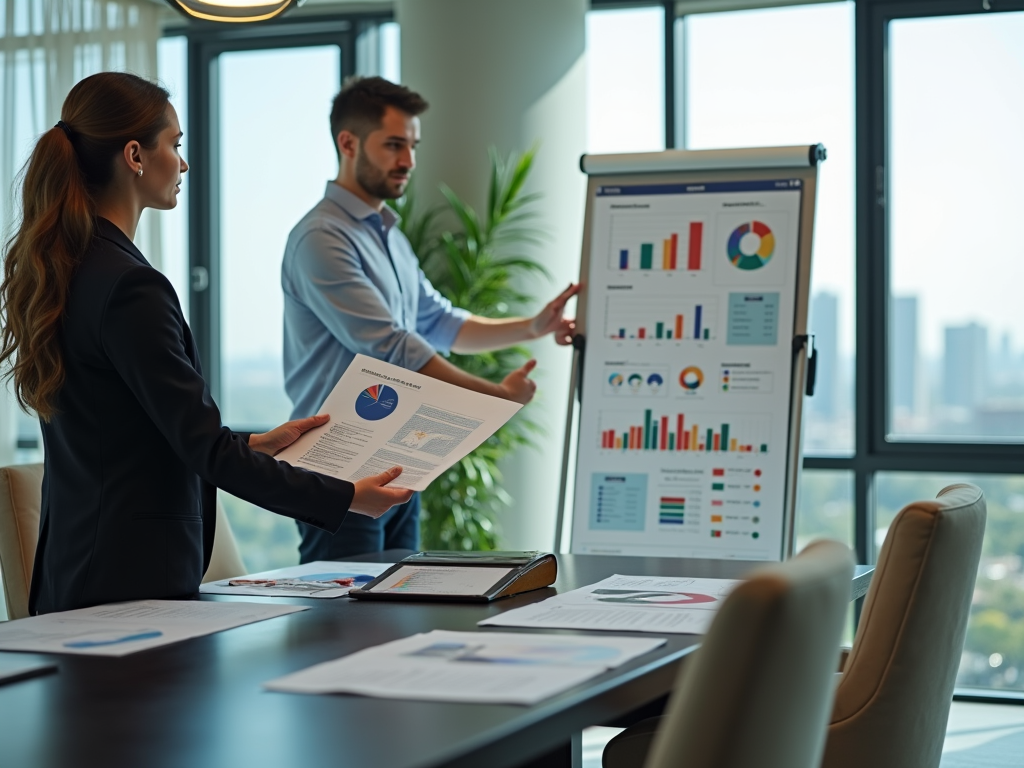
823 483 986 768
0 463 44 621
0 463 246 619
604 539 853 768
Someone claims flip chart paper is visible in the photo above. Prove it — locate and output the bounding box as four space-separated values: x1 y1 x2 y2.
0 600 306 656
274 354 522 491
479 574 740 635
264 629 665 705
199 561 393 598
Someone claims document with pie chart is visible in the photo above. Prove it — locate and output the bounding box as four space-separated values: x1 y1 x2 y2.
275 354 522 491
480 574 742 635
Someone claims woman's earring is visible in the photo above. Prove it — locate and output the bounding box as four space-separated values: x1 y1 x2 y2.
137 168 143 177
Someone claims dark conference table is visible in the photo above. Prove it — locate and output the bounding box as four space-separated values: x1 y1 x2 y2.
0 553 873 768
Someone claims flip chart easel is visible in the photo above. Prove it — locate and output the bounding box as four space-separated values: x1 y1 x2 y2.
555 145 825 562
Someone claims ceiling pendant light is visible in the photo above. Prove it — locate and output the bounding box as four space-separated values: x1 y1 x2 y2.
167 0 303 23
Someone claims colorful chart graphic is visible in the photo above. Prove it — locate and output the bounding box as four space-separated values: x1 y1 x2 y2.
64 630 163 648
726 221 775 271
679 366 704 391
599 410 771 453
611 219 705 272
355 384 398 421
591 589 719 606
603 366 669 398
606 297 717 341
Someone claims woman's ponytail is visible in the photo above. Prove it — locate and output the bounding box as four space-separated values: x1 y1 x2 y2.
0 126 94 419
0 72 169 420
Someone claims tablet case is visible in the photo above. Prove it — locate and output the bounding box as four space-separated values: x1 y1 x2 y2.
348 551 558 603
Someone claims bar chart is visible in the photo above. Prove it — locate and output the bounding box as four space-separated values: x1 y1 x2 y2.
605 297 717 341
598 410 771 453
608 215 706 272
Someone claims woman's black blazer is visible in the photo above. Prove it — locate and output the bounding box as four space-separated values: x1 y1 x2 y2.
29 217 354 614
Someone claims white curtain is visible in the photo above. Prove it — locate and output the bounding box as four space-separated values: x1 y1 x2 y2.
0 0 161 467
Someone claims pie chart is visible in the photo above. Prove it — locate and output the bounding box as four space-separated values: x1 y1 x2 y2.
727 221 775 270
355 384 398 421
679 366 704 391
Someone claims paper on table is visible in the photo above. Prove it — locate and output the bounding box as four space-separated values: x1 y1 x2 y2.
478 574 740 635
0 600 306 656
274 354 522 491
199 561 393 598
264 629 666 705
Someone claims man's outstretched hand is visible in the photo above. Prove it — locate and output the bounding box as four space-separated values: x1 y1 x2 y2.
529 283 580 346
498 359 538 404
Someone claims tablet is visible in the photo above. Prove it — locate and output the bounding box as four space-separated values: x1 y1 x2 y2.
349 551 558 603
363 565 514 596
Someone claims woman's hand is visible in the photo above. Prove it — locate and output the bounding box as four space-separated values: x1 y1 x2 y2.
249 414 329 457
350 466 414 518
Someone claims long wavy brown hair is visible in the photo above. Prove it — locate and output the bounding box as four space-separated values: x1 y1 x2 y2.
0 72 170 420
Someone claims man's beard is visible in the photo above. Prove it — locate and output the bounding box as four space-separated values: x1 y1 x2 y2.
355 146 406 200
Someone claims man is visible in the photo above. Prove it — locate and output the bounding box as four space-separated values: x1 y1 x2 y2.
282 76 578 562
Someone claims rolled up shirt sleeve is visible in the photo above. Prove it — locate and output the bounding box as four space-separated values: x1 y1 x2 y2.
416 269 470 355
289 227 439 372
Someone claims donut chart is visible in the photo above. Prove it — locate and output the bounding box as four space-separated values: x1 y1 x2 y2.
727 221 775 271
679 366 704 391
355 384 399 421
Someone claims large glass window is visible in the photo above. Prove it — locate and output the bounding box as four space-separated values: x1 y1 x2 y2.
586 6 665 154
218 45 342 429
155 35 190 313
887 13 1024 442
876 473 1024 693
216 45 343 571
684 2 856 456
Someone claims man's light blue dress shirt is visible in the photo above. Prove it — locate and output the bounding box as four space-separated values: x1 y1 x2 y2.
282 183 469 419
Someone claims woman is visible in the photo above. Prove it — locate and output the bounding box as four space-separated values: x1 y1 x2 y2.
0 72 412 614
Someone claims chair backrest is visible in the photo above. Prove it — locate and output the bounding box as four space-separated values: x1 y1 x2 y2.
0 464 247 617
644 539 854 768
824 483 986 768
0 463 44 620
201 500 247 583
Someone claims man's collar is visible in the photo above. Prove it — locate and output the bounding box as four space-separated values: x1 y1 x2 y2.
323 182 400 228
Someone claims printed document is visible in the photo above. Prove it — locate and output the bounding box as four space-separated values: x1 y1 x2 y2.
264 629 665 705
0 600 306 657
274 354 522 491
200 561 393 599
479 574 740 635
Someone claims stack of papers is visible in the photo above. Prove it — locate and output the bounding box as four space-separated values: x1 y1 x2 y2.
200 561 393 599
0 600 306 656
264 629 666 705
479 574 740 635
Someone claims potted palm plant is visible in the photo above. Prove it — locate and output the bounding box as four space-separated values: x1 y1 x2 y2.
395 147 548 550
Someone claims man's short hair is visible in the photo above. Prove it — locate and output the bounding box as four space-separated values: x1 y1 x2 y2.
329 76 428 149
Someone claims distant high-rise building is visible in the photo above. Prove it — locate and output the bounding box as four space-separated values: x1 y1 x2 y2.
891 297 918 414
810 292 839 419
944 323 988 408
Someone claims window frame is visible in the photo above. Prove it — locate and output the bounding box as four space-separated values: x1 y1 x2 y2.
164 13 390 413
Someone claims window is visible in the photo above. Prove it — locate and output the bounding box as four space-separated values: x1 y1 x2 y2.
886 12 1024 443
875 473 1024 693
218 45 342 429
586 6 665 154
